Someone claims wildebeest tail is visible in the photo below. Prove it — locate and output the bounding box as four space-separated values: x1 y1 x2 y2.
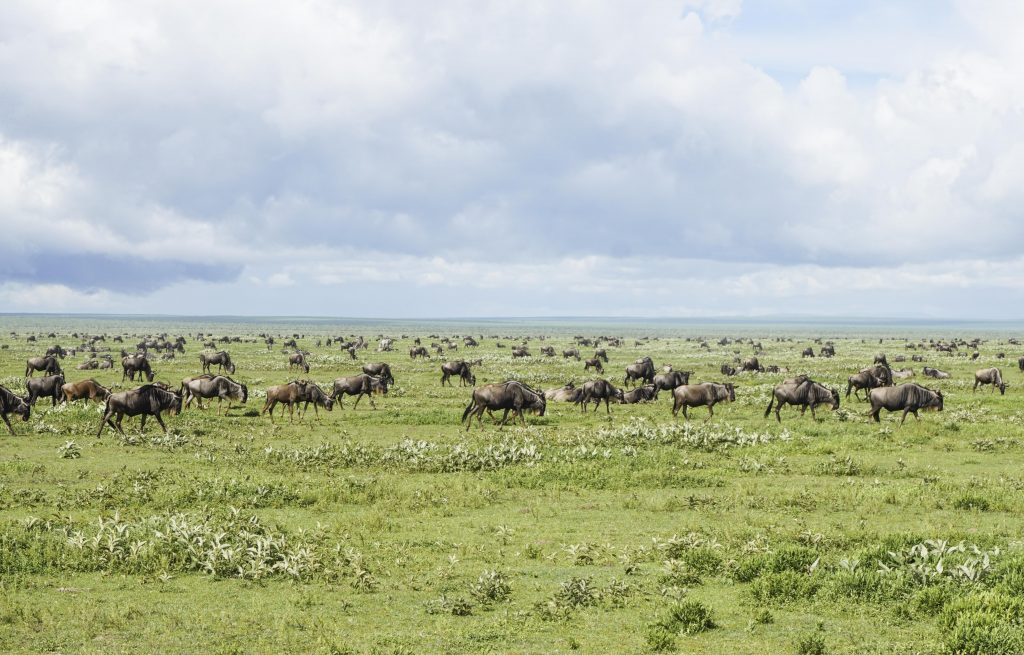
763 396 774 418
461 397 476 423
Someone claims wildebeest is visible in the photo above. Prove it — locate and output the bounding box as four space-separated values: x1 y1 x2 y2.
298 382 334 418
77 359 99 370
61 379 111 404
377 338 394 352
874 353 889 366
594 349 608 363
261 381 310 422
653 370 691 394
623 357 655 387
1019 356 1024 372
462 381 546 430
288 352 310 373
25 356 62 378
410 346 429 359
540 346 555 357
868 383 943 425
441 361 476 387
0 385 31 434
97 385 182 436
740 357 762 372
544 383 581 402
720 364 737 376
563 348 581 361
46 345 67 359
25 374 65 407
331 374 388 409
574 379 625 413
362 362 394 386
846 366 891 401
584 358 604 374
672 382 735 420
802 347 815 358
622 384 658 404
974 368 1006 394
121 355 155 382
199 350 236 375
181 375 248 414
922 367 950 379
765 377 840 423
820 344 836 358
892 368 915 379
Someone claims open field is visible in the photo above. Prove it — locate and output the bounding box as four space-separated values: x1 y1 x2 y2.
2 317 1024 654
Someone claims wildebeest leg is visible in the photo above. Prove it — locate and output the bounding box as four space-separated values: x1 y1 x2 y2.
705 405 714 421
2 413 14 435
809 403 818 420
498 408 511 428
154 413 168 433
604 397 610 413
140 414 148 433
369 394 377 410
353 393 362 409
775 404 782 423
899 408 911 426
115 413 126 435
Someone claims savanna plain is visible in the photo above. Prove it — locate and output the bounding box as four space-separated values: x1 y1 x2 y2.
2 317 1024 655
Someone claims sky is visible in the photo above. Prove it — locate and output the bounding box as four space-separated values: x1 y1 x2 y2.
1 0 1023 319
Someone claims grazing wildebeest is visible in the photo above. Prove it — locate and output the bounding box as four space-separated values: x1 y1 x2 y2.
624 357 655 387
622 384 658 404
874 353 888 366
563 348 581 361
62 379 111 404
362 362 394 386
287 351 310 373
25 374 65 407
740 357 762 372
721 364 737 376
512 346 530 358
575 379 625 413
0 385 31 434
461 381 546 430
820 344 836 358
121 355 154 382
802 348 815 358
594 349 609 363
46 345 67 359
868 383 943 425
441 361 476 387
181 375 248 414
199 350 236 375
410 346 429 359
653 370 691 394
922 367 950 379
25 356 62 378
672 382 735 420
544 383 581 402
765 377 840 423
77 359 99 370
861 364 893 386
974 368 1006 394
540 346 555 357
584 358 604 374
98 359 113 369
97 385 182 436
331 374 388 409
261 381 309 422
892 368 915 379
298 383 334 418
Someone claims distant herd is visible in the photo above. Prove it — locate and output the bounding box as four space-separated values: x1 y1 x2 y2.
0 330 1018 437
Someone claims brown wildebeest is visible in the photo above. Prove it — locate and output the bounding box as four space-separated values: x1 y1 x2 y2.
922 367 950 379
298 383 334 418
765 377 840 423
441 361 475 387
575 379 625 413
462 381 546 430
25 374 65 407
562 348 581 361
362 362 395 385
594 349 608 363
62 379 111 404
331 374 387 409
545 383 581 402
182 375 248 414
288 352 310 373
0 385 31 434
624 357 655 387
974 367 1006 394
410 346 429 359
97 385 182 436
121 355 155 382
584 358 604 374
846 368 889 401
199 350 236 374
261 381 310 422
868 383 943 425
672 382 735 420
25 356 62 377
622 384 658 404
653 370 690 393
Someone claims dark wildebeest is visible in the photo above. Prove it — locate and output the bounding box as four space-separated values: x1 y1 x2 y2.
622 384 658 404
820 344 836 358
861 364 893 386
298 383 335 418
182 375 248 414
846 367 890 401
362 362 394 386
594 349 609 363
653 370 691 394
868 383 943 425
0 385 31 434
545 383 581 402
46 345 67 359
77 359 99 370
563 348 581 361
441 361 476 387
62 379 111 404
261 381 309 422
331 374 388 409
25 374 65 407
462 381 546 430
410 346 429 359
121 355 154 382
199 350 236 375
1019 356 1024 372
974 368 1006 394
512 346 530 358
765 377 840 423
721 364 737 376
802 347 815 358
922 367 950 379
540 346 555 357
874 353 888 366
740 357 762 372
288 352 310 373
575 379 625 413
25 356 62 378
624 357 655 387
97 385 182 436
672 382 735 420
584 358 604 374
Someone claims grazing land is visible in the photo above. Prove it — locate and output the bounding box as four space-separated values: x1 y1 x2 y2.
2 316 1024 654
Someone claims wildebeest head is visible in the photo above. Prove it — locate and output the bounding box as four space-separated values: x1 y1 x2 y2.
829 387 841 410
725 383 736 402
240 384 249 403
999 382 1007 395
934 390 944 411
15 397 31 421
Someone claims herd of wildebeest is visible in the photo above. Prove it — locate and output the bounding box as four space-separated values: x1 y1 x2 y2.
0 329 1020 437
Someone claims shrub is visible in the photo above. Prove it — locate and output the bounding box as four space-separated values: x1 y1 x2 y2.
750 571 819 604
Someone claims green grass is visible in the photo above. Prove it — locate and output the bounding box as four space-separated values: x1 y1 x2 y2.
1 320 1024 653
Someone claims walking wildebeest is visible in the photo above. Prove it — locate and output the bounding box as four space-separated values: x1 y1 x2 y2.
298 383 334 418
362 362 394 386
25 356 62 377
410 346 429 359
563 348 581 361
846 366 891 401
622 384 658 404
288 352 310 373
584 358 604 374
461 381 546 430
331 374 388 409
0 385 31 434
672 382 735 420
574 379 625 413
441 361 476 387
25 374 65 407
199 351 236 375
765 377 840 423
974 368 1006 394
181 375 248 414
62 379 111 404
867 383 943 425
922 367 950 379
97 385 182 437
653 370 691 394
121 355 154 382
261 381 310 422
624 357 655 387
544 383 581 402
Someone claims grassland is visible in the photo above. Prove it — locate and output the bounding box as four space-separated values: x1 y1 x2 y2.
2 318 1024 654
